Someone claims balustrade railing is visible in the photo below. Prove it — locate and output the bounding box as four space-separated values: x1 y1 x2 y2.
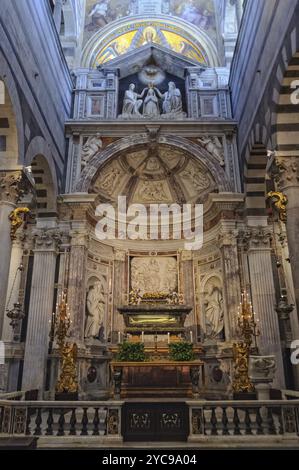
0 401 123 438
1 400 299 442
188 400 299 438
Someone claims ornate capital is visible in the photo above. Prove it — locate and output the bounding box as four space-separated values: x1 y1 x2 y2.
218 228 239 247
239 227 272 250
0 170 33 204
270 156 299 189
33 229 62 251
70 229 89 247
114 249 127 261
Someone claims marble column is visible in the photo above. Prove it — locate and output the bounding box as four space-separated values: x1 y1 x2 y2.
273 156 299 317
22 229 59 394
1 233 26 342
245 227 285 389
67 230 88 343
218 224 242 340
0 171 29 338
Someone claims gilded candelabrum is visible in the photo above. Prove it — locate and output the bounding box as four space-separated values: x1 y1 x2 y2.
51 290 78 394
232 291 260 393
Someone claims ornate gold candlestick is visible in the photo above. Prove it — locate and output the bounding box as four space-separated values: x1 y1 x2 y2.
232 291 260 393
52 290 78 396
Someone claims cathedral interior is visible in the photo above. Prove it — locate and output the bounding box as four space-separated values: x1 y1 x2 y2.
1 0 299 449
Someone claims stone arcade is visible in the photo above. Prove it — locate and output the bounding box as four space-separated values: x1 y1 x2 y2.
1 0 299 448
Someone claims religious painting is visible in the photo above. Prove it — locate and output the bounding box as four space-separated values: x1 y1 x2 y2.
92 20 208 66
168 0 216 39
86 95 105 117
84 0 134 44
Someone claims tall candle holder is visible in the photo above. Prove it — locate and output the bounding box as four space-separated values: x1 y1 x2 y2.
232 290 260 394
51 289 78 397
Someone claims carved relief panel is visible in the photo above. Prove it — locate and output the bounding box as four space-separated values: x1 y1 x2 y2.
130 255 178 295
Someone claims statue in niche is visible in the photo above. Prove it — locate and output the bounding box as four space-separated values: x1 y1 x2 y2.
154 82 183 115
121 84 147 116
197 136 225 167
143 87 160 117
84 280 106 340
204 283 224 340
81 133 102 167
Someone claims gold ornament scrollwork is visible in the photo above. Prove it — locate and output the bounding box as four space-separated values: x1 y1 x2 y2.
267 191 288 223
9 207 30 240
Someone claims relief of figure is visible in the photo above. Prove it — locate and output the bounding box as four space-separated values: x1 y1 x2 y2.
204 283 224 340
197 136 225 166
138 180 169 202
143 87 160 117
121 84 147 117
97 167 121 196
154 82 183 115
182 164 211 192
81 133 102 167
84 280 106 340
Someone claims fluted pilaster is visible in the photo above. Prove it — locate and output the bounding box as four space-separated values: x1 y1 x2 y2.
219 227 241 340
22 229 60 393
245 227 285 388
67 230 88 342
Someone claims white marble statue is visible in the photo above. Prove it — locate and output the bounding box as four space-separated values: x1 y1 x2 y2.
143 87 160 117
121 84 147 116
204 284 224 339
81 133 102 167
84 281 106 339
154 82 183 115
197 136 225 166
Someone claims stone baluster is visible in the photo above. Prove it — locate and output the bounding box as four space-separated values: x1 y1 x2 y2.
0 171 31 337
22 229 60 394
245 227 285 388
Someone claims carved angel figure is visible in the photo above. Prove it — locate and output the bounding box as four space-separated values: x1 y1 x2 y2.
81 133 102 167
197 135 225 166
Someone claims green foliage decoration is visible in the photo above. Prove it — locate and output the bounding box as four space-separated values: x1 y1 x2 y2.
169 341 195 361
116 341 146 362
